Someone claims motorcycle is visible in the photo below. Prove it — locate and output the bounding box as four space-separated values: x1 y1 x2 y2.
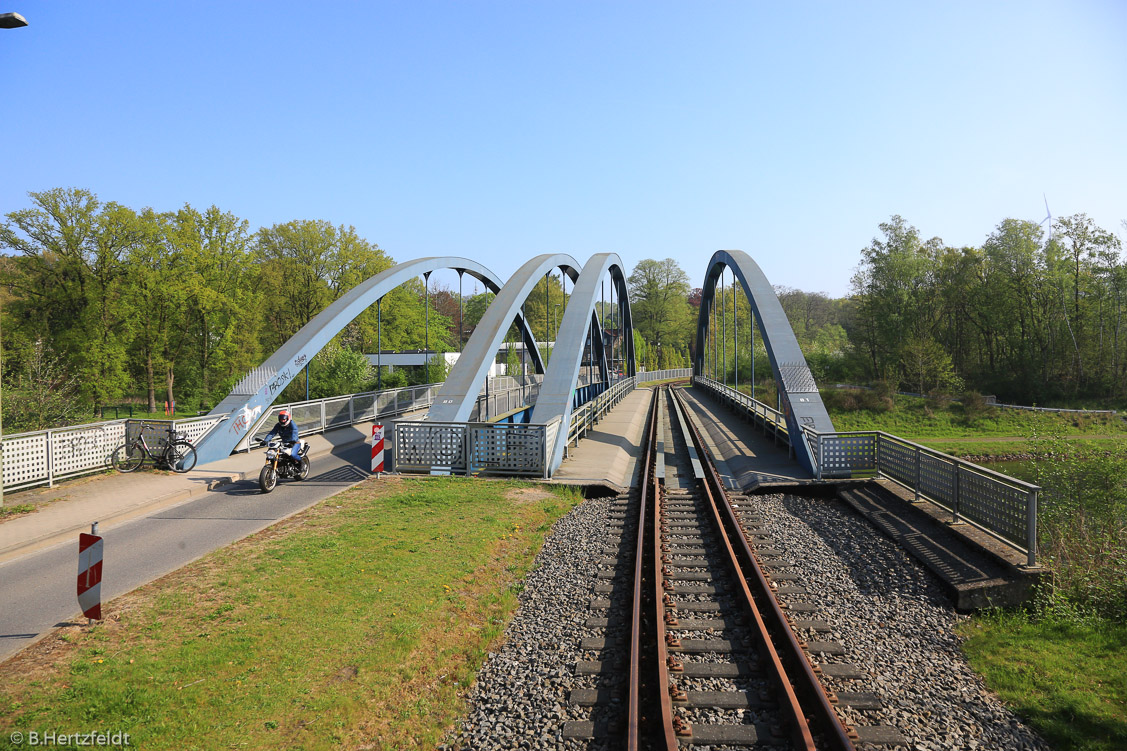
258 437 310 493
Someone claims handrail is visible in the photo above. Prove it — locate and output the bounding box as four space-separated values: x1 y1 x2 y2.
696 375 1040 566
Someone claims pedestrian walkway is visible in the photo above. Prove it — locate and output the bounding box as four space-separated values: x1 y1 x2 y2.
551 387 654 492
0 421 380 565
675 386 812 490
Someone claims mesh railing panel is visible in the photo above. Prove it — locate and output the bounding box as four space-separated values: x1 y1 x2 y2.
468 424 546 476
919 452 957 508
171 417 223 445
820 434 877 475
352 394 377 422
957 467 1030 547
51 424 123 477
324 398 352 428
878 435 916 487
395 423 467 473
2 432 50 489
125 420 178 455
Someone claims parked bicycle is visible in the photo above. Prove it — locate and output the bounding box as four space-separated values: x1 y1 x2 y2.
110 423 198 473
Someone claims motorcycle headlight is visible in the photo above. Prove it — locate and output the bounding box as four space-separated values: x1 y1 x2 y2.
266 448 277 459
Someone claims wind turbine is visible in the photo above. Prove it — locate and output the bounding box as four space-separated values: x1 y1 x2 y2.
1039 194 1053 243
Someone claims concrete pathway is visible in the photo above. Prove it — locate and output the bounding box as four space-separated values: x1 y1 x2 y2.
0 421 379 566
551 387 654 492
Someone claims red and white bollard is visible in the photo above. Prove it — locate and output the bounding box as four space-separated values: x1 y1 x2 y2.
77 522 103 623
371 424 384 476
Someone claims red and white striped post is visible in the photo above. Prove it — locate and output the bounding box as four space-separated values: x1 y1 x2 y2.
77 522 103 623
371 424 384 476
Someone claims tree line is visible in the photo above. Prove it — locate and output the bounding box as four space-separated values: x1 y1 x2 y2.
4 187 1120 434
0 188 453 432
623 213 1126 406
848 214 1125 402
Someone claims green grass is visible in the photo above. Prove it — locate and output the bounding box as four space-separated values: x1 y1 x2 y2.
958 612 1127 751
0 503 36 519
827 393 1127 439
0 477 583 750
819 390 1127 458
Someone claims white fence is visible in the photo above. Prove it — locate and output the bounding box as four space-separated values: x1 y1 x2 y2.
637 368 693 384
0 377 560 495
0 415 220 493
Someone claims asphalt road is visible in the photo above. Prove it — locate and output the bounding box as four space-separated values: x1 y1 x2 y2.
0 442 372 663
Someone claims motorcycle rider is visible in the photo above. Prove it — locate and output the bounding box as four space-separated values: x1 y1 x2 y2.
260 409 302 462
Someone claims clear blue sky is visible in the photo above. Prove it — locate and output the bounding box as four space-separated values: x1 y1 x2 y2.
2 1 1124 298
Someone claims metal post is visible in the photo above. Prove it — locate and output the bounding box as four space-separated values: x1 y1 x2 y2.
458 270 464 350
305 362 310 401
733 281 738 393
424 271 431 381
721 270 727 387
1027 489 1038 567
377 298 382 391
914 447 921 502
544 272 550 363
817 435 824 481
751 309 756 401
953 464 961 523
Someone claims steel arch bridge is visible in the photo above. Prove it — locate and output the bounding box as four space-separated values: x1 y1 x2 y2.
694 249 835 473
195 249 825 478
194 256 546 465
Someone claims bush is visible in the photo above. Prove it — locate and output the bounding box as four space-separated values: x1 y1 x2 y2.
1031 431 1127 622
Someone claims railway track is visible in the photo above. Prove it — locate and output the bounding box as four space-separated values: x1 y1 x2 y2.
565 385 904 749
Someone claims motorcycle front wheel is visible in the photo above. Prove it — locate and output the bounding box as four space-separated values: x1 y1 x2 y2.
297 456 310 481
259 465 278 493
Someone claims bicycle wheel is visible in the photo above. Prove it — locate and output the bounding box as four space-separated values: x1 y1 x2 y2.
165 441 198 473
111 442 145 472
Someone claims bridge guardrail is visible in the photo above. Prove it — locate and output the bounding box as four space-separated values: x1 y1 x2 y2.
806 427 1039 565
392 418 559 478
636 368 693 384
693 376 791 449
693 376 1039 565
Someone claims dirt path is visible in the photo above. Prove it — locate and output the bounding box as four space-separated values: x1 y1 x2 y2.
918 434 1126 443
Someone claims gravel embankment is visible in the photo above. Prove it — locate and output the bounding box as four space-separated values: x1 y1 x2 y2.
447 491 1052 751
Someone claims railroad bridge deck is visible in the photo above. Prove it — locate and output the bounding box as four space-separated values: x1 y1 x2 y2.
554 381 1040 611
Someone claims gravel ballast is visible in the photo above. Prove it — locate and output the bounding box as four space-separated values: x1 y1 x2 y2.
447 490 1052 751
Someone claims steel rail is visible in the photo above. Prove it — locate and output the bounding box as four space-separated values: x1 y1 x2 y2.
671 386 857 751
627 387 657 749
626 388 678 750
650 392 679 750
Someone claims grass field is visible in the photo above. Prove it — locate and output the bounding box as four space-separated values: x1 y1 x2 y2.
958 613 1127 751
0 476 582 750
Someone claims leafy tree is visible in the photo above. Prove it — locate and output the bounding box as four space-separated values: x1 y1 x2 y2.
1 340 82 433
628 258 692 353
0 188 142 413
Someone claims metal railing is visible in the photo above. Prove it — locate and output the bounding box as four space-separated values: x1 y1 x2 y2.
636 367 693 384
468 382 542 422
806 428 1039 565
694 376 790 449
0 414 222 493
392 418 560 478
240 382 448 448
693 376 1039 565
0 382 453 493
567 375 638 449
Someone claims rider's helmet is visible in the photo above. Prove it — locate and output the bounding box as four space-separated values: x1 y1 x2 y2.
279 409 291 424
